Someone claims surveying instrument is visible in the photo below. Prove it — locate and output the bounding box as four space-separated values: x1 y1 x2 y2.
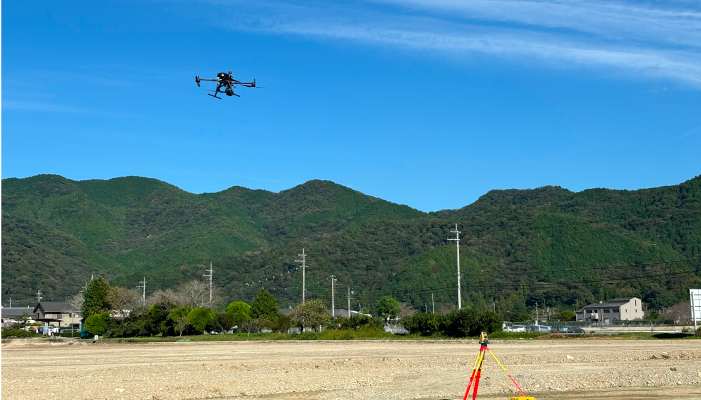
463 332 534 400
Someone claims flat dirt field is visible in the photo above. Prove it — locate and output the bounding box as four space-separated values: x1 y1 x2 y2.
2 339 701 400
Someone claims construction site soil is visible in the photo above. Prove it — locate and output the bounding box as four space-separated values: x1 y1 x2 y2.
2 339 700 400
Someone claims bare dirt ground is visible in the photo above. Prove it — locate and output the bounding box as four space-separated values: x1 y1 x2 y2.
2 339 700 400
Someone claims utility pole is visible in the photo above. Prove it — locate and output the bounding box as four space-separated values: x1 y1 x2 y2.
448 224 462 309
36 290 43 303
136 278 146 305
330 275 337 317
535 301 539 325
295 249 308 304
204 263 213 304
432 293 435 314
347 287 353 318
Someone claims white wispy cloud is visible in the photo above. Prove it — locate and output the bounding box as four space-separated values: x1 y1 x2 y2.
374 0 701 48
679 125 701 138
189 0 701 88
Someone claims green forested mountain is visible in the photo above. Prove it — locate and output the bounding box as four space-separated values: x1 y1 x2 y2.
2 174 700 318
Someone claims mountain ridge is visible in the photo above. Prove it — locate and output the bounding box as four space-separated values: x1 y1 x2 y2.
2 174 700 316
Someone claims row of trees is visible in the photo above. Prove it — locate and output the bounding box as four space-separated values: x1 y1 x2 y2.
77 276 507 338
401 309 503 337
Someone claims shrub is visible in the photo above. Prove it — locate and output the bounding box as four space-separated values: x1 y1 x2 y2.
1 328 35 338
82 277 111 318
84 314 110 336
289 299 331 331
168 306 192 336
336 315 383 330
187 307 217 334
402 313 445 336
250 289 279 320
226 301 251 329
696 327 701 338
376 296 400 319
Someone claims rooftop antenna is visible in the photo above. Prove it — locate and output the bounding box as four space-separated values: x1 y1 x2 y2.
204 263 213 304
295 249 308 304
330 275 337 317
448 223 462 310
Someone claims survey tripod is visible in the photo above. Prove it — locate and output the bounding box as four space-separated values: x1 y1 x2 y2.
463 332 534 400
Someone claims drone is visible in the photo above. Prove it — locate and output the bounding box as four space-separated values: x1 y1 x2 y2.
195 71 257 99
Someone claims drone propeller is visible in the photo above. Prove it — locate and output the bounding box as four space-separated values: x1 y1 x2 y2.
195 75 201 87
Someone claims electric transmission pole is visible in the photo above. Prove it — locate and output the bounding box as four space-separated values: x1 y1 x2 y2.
432 293 435 314
36 290 43 303
136 277 146 305
295 249 308 304
204 263 213 304
330 275 337 317
448 224 462 310
347 287 353 318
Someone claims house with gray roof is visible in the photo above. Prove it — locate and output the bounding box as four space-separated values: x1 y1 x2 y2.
575 297 643 324
1 306 36 328
33 302 81 329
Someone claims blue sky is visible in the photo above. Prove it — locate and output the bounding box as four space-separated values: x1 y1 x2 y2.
2 0 700 212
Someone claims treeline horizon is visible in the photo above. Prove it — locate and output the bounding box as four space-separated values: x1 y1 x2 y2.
3 174 700 319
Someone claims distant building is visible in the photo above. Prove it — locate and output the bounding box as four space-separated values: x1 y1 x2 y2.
575 297 644 323
32 302 81 329
1 306 36 328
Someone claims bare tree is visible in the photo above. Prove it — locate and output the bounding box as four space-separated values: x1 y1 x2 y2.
145 289 182 309
68 294 84 314
176 280 222 308
399 302 417 318
663 301 692 325
106 287 141 318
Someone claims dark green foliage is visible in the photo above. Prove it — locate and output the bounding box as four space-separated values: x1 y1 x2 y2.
403 310 502 337
552 310 576 322
226 301 251 327
187 307 217 333
401 313 445 336
217 312 236 332
1 328 35 338
148 298 177 336
82 277 111 318
336 315 384 330
250 289 279 320
376 296 400 319
116 308 153 338
167 307 192 336
477 311 503 334
3 174 701 318
84 314 110 336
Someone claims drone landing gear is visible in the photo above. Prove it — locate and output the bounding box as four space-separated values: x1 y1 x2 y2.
208 94 222 99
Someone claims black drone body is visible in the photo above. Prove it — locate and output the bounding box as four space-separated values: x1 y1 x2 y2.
195 71 256 99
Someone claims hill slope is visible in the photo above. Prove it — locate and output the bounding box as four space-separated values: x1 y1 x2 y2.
2 174 699 315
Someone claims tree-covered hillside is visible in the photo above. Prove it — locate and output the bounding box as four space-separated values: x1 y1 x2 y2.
3 174 700 317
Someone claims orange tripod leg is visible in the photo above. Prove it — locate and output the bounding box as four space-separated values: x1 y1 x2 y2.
472 351 485 400
463 347 484 400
